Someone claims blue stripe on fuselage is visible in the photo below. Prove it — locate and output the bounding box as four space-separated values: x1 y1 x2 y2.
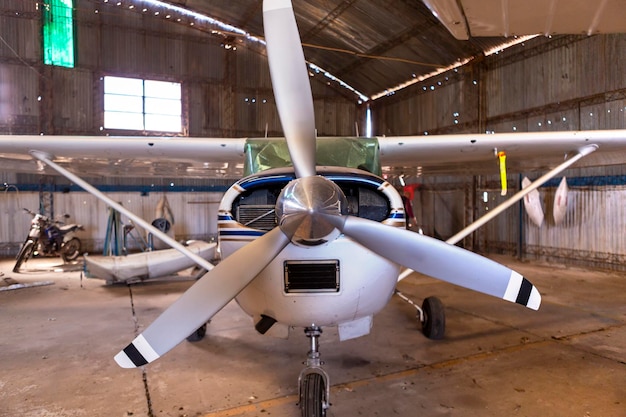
219 230 266 237
236 172 385 190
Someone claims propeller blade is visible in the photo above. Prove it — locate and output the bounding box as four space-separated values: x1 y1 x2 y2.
327 215 541 310
263 0 316 178
114 227 291 368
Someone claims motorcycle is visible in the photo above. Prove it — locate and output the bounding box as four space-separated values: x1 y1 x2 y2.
13 208 85 272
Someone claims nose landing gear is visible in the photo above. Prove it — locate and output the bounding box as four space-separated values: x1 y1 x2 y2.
298 326 330 417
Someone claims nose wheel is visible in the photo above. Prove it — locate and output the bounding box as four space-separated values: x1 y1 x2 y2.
298 326 330 417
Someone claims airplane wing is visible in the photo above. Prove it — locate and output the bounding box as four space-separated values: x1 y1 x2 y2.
0 135 247 179
378 130 626 177
422 0 626 40
2 130 626 179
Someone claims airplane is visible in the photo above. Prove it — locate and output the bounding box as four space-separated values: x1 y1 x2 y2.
2 1 626 416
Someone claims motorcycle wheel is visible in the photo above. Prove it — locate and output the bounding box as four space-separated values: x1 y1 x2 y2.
61 238 82 262
13 240 35 273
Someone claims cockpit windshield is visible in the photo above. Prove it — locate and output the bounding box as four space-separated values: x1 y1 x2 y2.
244 137 381 177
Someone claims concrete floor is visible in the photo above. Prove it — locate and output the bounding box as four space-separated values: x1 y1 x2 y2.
0 254 624 417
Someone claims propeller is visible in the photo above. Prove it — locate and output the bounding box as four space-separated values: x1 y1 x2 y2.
323 215 541 310
263 0 316 178
115 0 540 369
115 227 290 368
260 2 539 312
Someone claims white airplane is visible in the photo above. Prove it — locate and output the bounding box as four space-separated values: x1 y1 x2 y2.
2 1 626 416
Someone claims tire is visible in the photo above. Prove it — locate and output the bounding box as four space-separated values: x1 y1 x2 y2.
422 296 445 340
61 237 82 262
186 323 207 342
301 373 326 417
13 240 35 272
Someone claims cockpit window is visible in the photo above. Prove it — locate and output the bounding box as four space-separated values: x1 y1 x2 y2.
244 137 382 176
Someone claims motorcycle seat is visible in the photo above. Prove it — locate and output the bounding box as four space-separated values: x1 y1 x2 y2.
59 224 78 232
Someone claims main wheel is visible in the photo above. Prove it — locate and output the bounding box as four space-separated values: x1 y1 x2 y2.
13 240 35 273
301 373 326 417
61 238 82 262
422 296 445 340
186 322 207 342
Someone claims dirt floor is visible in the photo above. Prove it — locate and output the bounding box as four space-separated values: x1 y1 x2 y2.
0 255 624 417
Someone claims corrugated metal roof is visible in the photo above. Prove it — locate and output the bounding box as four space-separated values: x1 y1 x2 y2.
166 0 510 100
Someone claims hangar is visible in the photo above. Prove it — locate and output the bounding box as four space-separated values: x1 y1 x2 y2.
1 1 625 416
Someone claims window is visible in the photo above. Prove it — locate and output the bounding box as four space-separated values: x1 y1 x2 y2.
103 76 182 133
42 0 75 68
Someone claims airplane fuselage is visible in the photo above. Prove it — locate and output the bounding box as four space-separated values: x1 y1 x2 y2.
217 166 406 340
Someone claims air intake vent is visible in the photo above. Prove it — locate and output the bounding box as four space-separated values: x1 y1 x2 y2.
236 205 276 230
284 260 340 293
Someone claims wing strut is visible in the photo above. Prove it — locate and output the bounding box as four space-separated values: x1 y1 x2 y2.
397 144 598 282
29 151 215 272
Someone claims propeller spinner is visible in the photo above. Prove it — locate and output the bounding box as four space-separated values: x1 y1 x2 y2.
276 176 348 246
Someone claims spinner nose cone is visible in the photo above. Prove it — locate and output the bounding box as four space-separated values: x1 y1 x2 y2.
276 176 347 245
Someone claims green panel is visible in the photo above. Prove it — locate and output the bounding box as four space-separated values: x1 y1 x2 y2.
244 137 382 176
42 0 75 68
